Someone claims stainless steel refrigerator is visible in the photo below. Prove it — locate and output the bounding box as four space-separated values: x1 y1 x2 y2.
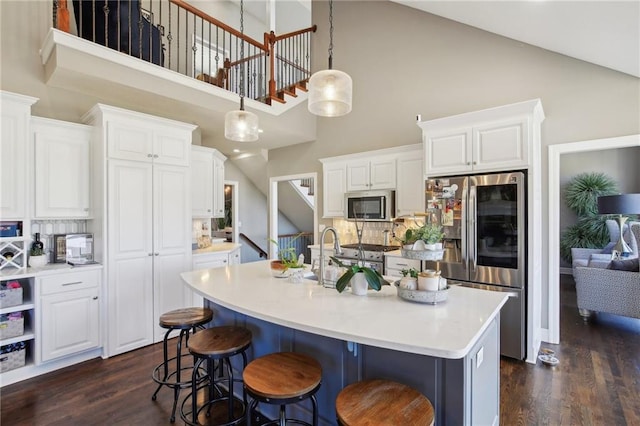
425 171 526 359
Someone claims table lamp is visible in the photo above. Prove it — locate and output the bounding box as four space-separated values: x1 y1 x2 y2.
597 193 640 258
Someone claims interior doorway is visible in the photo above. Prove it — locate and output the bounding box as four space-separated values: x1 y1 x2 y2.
547 134 640 344
212 180 239 244
268 173 318 260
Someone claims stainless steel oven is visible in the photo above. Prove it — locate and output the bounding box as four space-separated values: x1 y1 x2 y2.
333 243 401 275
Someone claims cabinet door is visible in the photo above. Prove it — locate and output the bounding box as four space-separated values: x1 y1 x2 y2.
346 160 370 191
396 153 424 217
228 248 241 265
106 119 154 162
424 128 473 177
153 164 192 342
472 117 528 172
33 119 91 218
369 158 396 189
212 156 225 218
40 287 100 362
152 126 191 166
107 160 154 356
193 253 228 270
0 96 32 219
323 162 346 218
191 149 214 217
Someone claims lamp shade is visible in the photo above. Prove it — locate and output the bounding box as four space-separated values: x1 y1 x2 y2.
597 193 640 215
224 109 259 142
308 69 352 117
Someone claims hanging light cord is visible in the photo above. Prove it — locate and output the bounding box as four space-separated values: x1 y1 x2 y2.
328 0 334 69
239 0 246 110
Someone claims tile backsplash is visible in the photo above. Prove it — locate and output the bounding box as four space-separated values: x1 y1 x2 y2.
31 220 88 253
332 219 397 246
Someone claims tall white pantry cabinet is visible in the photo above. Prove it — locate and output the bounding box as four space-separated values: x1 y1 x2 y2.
83 104 196 357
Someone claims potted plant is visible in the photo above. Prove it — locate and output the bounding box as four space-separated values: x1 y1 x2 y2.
329 256 389 295
29 246 48 268
269 234 305 278
398 227 421 249
399 268 419 290
419 223 445 250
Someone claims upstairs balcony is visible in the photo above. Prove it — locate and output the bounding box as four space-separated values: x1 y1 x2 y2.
44 0 318 154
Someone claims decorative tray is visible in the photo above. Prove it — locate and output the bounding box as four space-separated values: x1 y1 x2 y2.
394 281 449 304
400 248 444 261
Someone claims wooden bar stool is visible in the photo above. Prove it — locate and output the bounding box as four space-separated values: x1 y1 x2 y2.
180 326 252 426
151 307 213 422
336 379 435 426
243 352 322 426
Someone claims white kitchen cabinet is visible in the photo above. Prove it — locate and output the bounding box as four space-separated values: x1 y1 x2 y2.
346 158 396 191
384 254 421 278
0 91 37 219
38 269 101 363
193 252 229 270
228 247 241 265
84 104 196 357
212 151 226 218
419 100 544 177
395 150 424 217
320 161 347 218
191 146 214 218
32 117 92 219
191 146 227 219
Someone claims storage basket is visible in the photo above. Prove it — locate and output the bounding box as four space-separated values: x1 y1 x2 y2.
0 285 23 309
0 342 26 373
0 313 24 340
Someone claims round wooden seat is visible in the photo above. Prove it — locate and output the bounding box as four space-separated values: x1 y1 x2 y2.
151 307 214 423
336 379 435 426
243 352 322 426
188 326 253 358
181 326 253 426
159 307 213 329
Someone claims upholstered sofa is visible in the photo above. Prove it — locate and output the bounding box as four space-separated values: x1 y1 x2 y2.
572 223 640 320
571 220 639 270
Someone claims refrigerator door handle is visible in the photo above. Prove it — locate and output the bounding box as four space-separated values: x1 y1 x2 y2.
469 184 477 271
461 184 468 268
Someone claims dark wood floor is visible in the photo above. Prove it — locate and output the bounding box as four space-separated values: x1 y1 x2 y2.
1 275 639 425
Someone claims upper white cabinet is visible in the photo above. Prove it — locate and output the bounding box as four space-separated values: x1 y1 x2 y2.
419 99 545 177
83 104 196 356
396 149 424 217
320 160 347 218
212 151 226 218
346 158 396 191
32 117 92 219
0 91 38 219
320 145 422 219
191 146 227 218
106 116 190 166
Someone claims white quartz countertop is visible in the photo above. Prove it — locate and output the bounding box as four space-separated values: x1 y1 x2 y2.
181 260 508 359
0 262 102 279
192 242 241 256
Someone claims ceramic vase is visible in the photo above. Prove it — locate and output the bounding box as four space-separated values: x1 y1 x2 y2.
350 272 368 296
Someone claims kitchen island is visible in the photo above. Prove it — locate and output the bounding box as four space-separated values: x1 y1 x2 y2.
181 260 508 425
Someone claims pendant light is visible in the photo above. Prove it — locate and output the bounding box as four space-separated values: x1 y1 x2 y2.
308 0 352 117
225 0 259 142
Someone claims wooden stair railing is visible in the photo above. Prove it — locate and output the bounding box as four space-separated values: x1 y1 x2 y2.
54 0 316 106
239 233 268 259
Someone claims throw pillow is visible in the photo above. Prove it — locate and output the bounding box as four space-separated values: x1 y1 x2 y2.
608 258 640 272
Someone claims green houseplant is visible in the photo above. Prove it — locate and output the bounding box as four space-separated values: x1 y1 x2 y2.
330 256 389 293
420 223 445 245
269 233 305 276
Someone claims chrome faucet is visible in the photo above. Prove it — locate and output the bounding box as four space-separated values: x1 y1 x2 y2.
319 226 343 287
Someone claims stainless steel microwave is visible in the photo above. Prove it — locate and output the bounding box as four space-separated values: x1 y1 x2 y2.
344 190 396 221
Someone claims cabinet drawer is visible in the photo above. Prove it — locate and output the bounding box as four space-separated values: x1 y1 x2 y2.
39 270 100 296
385 256 421 271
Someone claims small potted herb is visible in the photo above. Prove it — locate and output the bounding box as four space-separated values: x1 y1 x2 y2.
269 234 305 278
399 268 418 290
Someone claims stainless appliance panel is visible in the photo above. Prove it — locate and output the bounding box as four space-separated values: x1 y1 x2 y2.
470 172 525 288
425 176 468 281
453 282 525 360
344 190 396 221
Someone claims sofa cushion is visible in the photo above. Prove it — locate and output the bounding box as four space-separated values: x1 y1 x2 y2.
601 242 616 254
608 258 640 272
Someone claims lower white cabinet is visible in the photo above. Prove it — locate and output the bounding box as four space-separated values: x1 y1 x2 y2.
384 255 421 279
191 247 241 306
38 269 101 363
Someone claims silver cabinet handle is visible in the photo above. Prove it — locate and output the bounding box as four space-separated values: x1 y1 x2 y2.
154 253 159 256
148 253 153 256
92 296 98 300
207 209 211 212
473 161 477 165
467 162 471 165
84 208 89 211
153 154 159 158
62 281 82 286
147 154 153 158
